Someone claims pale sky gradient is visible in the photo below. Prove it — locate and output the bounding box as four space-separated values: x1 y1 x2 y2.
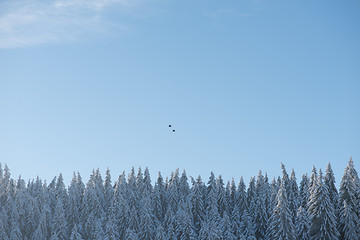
1 0 359 186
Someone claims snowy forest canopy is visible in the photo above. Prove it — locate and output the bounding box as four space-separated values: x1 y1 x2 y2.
0 158 359 240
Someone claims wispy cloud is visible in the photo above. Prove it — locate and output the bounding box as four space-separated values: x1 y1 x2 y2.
0 0 145 48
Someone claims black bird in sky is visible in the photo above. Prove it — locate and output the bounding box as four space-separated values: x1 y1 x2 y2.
169 124 172 128
172 129 176 132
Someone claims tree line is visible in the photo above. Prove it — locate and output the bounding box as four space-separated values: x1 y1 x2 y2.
0 157 359 239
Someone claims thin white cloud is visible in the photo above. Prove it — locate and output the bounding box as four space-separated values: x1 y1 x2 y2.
0 0 145 48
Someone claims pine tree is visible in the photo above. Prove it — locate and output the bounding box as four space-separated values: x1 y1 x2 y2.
175 199 196 240
324 163 339 212
33 209 49 239
299 174 309 210
167 169 180 212
189 175 205 236
308 169 339 240
338 200 358 240
138 196 155 240
51 198 68 239
179 170 190 201
104 168 114 211
143 167 152 197
267 180 296 240
338 157 360 239
0 208 9 240
67 173 82 235
221 211 237 239
247 177 256 215
289 169 299 223
117 194 131 239
230 203 242 238
216 175 228 218
204 174 222 239
153 172 166 222
253 170 268 239
240 210 256 240
104 199 119 240
296 206 310 240
237 176 248 213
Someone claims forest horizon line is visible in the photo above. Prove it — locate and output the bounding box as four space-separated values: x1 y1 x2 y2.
0 157 358 239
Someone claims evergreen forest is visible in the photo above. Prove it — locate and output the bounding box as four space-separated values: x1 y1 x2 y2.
0 158 359 240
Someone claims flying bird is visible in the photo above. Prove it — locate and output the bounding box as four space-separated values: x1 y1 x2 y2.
169 124 172 128
173 129 176 133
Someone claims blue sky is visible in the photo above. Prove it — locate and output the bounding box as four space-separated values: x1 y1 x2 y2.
1 0 359 186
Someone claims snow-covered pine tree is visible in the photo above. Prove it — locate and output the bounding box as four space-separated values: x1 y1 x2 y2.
221 211 237 239
179 170 190 202
324 163 339 213
204 174 222 238
247 177 256 216
229 178 237 213
296 206 310 240
253 170 269 239
189 175 205 236
237 176 248 214
264 173 272 221
216 175 228 218
163 205 176 237
136 167 144 196
153 172 167 222
104 199 120 240
51 198 68 239
198 216 222 240
116 194 131 239
240 209 256 240
299 174 309 210
143 167 152 197
138 196 156 240
338 200 358 240
308 169 339 240
0 208 9 240
167 169 180 213
338 157 360 239
267 179 296 240
175 199 196 240
308 166 317 201
104 168 114 211
269 177 279 213
9 201 22 240
230 203 242 238
289 169 299 223
225 181 231 215
206 172 216 209
55 173 68 207
67 172 82 236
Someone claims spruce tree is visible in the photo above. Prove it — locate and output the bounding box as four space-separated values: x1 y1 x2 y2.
338 157 360 239
51 198 68 239
267 180 296 240
253 170 269 239
189 176 205 236
240 210 256 240
308 169 339 240
299 174 309 210
296 206 310 240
